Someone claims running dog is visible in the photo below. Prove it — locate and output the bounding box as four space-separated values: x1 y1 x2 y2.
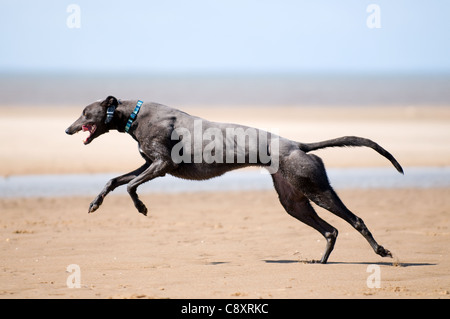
66 96 403 263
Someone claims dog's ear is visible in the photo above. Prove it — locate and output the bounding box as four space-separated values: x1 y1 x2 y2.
102 96 118 124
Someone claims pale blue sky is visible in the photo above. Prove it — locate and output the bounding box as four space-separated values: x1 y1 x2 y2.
1 0 449 73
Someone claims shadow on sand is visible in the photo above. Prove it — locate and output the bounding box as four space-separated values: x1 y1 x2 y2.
263 259 436 267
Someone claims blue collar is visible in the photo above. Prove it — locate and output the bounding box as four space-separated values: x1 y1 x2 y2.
125 100 143 133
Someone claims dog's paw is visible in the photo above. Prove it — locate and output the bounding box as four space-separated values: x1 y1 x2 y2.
138 205 148 216
377 246 393 258
88 202 100 213
136 201 148 216
88 195 105 213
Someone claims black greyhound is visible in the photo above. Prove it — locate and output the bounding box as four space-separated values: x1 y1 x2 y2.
66 96 403 263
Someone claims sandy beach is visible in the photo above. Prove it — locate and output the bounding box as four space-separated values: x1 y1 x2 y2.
0 105 449 299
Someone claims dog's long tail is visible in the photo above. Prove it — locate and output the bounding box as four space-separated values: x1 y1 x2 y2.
299 136 404 174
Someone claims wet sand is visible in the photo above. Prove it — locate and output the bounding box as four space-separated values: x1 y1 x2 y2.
0 189 449 299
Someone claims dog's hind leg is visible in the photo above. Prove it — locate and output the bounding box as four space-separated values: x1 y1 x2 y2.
271 172 338 264
305 186 392 259
286 153 392 260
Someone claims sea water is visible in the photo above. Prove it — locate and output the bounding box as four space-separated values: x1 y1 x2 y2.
0 167 449 198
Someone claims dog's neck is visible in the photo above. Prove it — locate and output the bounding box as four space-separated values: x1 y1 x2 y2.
108 100 142 134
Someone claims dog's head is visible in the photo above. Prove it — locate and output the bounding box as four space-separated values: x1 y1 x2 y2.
65 96 119 145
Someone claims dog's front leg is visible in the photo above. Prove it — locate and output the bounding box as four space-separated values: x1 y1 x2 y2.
126 159 171 216
88 162 151 213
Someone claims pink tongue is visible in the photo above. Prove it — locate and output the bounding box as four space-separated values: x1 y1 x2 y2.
82 125 90 132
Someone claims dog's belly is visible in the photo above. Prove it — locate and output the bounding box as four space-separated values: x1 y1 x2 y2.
169 162 258 181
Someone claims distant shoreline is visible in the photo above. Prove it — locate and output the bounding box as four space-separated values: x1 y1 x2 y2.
1 72 449 107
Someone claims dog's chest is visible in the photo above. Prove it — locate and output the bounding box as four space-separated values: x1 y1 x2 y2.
137 144 152 161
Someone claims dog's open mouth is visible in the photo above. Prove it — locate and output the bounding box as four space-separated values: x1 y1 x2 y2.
82 124 97 144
